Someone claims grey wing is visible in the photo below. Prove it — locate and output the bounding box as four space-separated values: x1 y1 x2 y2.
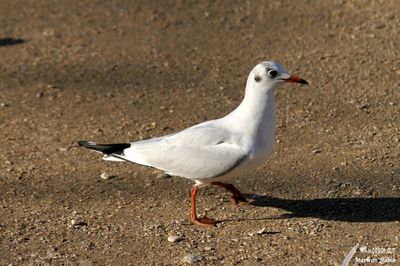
123 122 247 179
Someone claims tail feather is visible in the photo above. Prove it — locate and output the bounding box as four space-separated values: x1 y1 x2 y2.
78 140 131 155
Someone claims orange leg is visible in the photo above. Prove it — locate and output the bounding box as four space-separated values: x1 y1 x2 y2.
211 182 248 205
190 185 217 227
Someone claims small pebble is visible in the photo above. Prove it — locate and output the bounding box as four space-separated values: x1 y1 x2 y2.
36 92 44 99
257 227 268 235
70 218 87 227
100 172 110 180
181 254 203 264
167 235 184 243
357 103 369 110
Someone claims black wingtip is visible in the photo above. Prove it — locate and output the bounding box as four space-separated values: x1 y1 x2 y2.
0 37 26 47
78 140 95 147
299 78 308 85
78 140 130 154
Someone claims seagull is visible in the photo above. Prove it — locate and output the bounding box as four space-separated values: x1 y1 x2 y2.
78 61 308 226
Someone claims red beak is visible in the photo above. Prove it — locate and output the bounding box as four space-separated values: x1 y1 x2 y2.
283 75 308 85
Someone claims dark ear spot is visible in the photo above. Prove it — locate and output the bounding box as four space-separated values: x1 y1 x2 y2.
254 75 261 82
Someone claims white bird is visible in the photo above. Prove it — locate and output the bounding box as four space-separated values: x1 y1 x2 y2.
78 61 308 226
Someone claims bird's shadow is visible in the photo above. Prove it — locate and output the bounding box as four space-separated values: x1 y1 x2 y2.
0 37 26 47
242 194 400 222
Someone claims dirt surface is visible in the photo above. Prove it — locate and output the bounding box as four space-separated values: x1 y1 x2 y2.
0 1 399 265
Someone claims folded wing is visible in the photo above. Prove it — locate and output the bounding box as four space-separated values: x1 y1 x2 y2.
123 122 247 179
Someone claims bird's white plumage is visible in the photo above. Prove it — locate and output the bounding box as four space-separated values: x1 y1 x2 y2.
101 61 303 184
123 121 246 180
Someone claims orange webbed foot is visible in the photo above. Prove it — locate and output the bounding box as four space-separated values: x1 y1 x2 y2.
190 216 218 227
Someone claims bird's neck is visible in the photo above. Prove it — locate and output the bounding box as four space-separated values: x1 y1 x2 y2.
226 86 276 144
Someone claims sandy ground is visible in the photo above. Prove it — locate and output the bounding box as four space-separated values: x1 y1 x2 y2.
0 0 399 265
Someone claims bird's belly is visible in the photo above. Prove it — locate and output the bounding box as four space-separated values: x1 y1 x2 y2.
198 135 275 184
247 144 274 169
221 143 273 179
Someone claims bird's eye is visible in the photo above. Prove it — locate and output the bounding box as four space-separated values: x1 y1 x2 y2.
268 69 278 78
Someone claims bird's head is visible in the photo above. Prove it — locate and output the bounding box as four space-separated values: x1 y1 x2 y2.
247 61 308 93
